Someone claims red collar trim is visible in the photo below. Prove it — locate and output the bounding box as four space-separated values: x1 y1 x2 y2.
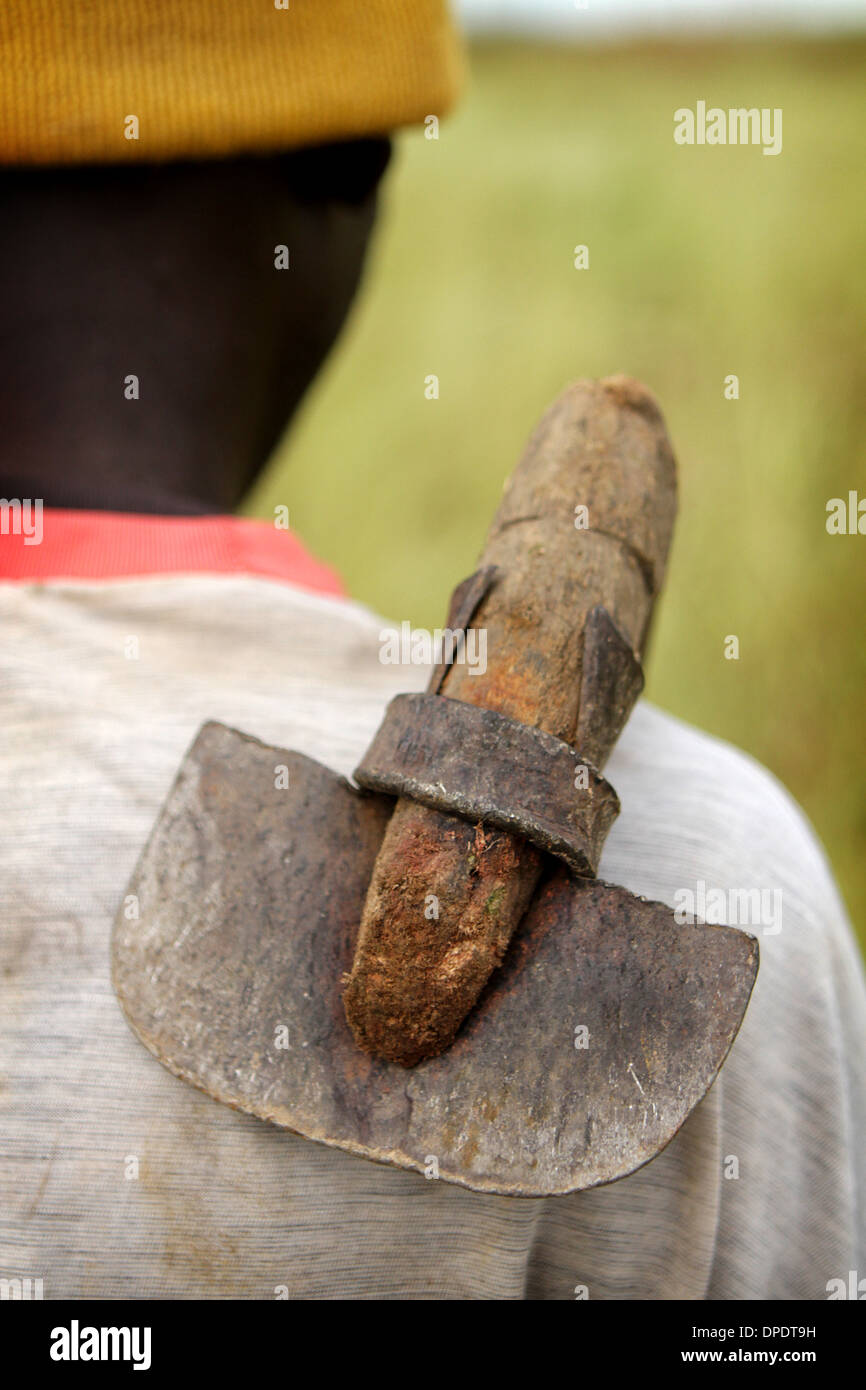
0 508 345 596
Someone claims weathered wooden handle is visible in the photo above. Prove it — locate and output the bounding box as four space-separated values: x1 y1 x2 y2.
342 376 678 1066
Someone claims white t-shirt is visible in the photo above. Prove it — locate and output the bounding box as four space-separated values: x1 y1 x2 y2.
1 574 863 1299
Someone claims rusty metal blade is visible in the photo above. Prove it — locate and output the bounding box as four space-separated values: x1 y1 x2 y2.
112 721 758 1197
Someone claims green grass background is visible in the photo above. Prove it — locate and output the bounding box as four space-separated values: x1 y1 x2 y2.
244 38 866 949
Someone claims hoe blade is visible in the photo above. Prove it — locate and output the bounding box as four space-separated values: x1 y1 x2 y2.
113 721 758 1197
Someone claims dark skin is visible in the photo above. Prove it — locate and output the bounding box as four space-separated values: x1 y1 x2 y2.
0 139 390 515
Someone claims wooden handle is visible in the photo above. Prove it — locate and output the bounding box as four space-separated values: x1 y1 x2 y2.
342 376 678 1066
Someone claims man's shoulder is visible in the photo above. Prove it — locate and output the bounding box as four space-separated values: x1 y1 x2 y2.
604 701 842 930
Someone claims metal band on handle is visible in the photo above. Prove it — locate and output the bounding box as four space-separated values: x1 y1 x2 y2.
354 692 620 877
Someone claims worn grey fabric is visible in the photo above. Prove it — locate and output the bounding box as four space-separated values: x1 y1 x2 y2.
1 574 863 1300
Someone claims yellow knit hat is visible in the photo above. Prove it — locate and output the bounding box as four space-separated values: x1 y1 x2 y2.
0 1 465 165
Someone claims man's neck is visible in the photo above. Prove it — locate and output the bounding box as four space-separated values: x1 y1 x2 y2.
0 424 269 517
0 151 381 517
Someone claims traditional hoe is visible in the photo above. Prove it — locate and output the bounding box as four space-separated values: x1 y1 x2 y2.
113 377 758 1197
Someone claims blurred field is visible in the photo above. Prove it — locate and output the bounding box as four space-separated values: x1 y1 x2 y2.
245 38 866 948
